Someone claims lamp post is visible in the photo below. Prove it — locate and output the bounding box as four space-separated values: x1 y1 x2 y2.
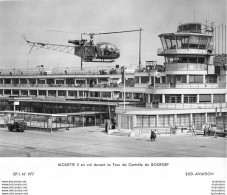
121 66 126 111
153 61 157 91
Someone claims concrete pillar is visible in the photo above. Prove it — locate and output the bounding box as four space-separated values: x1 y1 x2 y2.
156 115 159 127
205 113 208 123
190 113 193 125
118 114 122 130
181 94 184 103
133 115 136 130
197 94 200 103
139 76 141 83
203 75 206 83
149 76 151 84
148 94 151 103
162 94 165 103
186 75 189 83
211 94 213 103
174 114 177 126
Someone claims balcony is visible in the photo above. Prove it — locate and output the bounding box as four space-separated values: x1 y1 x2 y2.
148 83 221 89
158 103 227 110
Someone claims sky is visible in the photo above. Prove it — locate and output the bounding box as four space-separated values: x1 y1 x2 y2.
0 0 226 71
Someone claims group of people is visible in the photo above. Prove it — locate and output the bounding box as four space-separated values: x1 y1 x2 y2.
150 129 157 141
203 124 217 137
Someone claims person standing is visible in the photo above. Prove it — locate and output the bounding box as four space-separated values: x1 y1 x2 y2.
105 121 108 133
191 124 196 137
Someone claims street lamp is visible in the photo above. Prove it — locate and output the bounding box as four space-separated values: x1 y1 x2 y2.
121 66 126 111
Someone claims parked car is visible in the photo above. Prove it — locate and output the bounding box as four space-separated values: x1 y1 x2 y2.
8 119 27 132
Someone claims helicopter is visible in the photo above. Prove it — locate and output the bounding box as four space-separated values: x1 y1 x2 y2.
24 29 143 69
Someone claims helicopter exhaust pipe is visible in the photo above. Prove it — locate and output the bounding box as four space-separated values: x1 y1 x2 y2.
68 40 83 45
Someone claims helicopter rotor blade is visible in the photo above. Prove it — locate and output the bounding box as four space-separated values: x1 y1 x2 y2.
83 29 143 36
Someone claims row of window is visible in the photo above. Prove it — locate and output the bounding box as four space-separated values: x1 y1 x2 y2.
160 35 211 50
0 78 108 85
165 56 206 64
137 75 217 84
136 113 216 128
165 94 225 103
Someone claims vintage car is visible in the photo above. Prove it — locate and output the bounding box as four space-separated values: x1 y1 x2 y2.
8 119 27 132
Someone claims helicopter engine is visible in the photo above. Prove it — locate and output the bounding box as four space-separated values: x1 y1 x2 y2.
68 40 84 45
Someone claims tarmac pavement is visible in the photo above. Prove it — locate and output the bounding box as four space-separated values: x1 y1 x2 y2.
0 126 226 157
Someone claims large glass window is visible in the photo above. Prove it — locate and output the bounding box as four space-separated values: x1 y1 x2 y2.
165 95 181 103
158 115 174 127
177 114 190 126
68 91 77 97
176 36 182 48
198 57 205 64
170 37 177 49
213 94 225 103
165 36 172 49
135 76 139 83
136 115 156 127
207 113 215 124
178 56 188 63
199 36 208 49
199 94 211 102
188 57 197 63
181 36 189 49
184 95 197 103
161 37 167 50
102 92 111 98
189 36 199 49
38 90 46 96
141 76 149 83
48 90 56 96
189 75 203 83
205 75 217 83
58 90 66 96
167 75 186 83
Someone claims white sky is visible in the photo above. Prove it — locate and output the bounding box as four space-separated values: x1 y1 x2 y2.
0 0 226 70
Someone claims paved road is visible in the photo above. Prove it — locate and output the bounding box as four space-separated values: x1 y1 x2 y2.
0 127 226 157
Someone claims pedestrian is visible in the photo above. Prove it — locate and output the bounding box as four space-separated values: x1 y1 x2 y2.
191 124 196 137
105 121 108 133
150 130 156 141
203 126 207 136
154 129 157 141
207 125 211 136
170 125 172 136
213 125 217 138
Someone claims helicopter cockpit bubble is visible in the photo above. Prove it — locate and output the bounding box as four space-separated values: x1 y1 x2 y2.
96 42 120 59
